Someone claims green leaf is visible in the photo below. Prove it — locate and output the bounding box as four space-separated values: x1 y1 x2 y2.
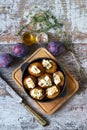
16 10 63 35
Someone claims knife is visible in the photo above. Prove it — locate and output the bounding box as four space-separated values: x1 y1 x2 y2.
0 76 47 126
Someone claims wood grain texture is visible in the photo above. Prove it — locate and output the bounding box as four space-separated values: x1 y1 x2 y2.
0 0 87 44
0 44 87 130
12 48 79 114
0 0 87 129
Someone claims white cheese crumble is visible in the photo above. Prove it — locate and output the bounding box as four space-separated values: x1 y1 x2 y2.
31 89 43 99
38 75 52 87
42 59 52 69
53 73 61 85
26 78 35 89
30 65 41 74
46 86 58 96
36 32 48 43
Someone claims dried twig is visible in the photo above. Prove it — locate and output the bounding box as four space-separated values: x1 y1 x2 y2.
15 10 63 36
62 35 87 83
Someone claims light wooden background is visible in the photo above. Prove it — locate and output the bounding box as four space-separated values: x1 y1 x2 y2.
0 0 87 130
0 0 87 44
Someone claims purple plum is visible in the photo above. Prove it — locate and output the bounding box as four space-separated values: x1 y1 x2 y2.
48 41 64 56
0 53 13 68
12 43 29 57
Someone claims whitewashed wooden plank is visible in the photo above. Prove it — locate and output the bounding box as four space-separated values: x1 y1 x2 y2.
0 0 87 44
0 44 87 130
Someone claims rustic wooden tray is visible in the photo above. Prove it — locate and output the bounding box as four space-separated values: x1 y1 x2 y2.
12 48 79 114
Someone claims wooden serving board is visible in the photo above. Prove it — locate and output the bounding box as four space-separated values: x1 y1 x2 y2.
12 48 79 114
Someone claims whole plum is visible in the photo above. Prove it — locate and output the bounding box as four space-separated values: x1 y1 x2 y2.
12 43 29 57
0 53 13 68
48 41 64 56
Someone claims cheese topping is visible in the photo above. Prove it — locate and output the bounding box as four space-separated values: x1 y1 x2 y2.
36 32 48 43
53 73 61 85
30 65 41 74
26 78 35 89
31 89 43 99
42 59 52 69
46 86 58 96
38 75 52 87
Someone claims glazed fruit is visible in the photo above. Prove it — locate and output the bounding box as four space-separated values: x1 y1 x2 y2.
23 58 65 101
48 41 64 56
0 53 13 68
53 72 61 86
53 71 64 86
23 75 36 89
46 85 60 99
12 43 29 57
30 87 45 100
38 73 52 88
42 59 57 73
28 62 44 77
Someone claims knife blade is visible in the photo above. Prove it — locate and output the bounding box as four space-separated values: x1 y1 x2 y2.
0 76 22 103
0 76 47 126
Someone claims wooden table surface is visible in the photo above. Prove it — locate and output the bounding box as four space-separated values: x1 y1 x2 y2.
0 44 87 130
0 1 87 130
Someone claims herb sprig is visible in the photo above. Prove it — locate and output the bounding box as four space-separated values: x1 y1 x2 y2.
15 10 87 82
16 10 63 36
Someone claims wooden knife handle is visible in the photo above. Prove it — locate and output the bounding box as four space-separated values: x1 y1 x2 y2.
23 103 47 126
